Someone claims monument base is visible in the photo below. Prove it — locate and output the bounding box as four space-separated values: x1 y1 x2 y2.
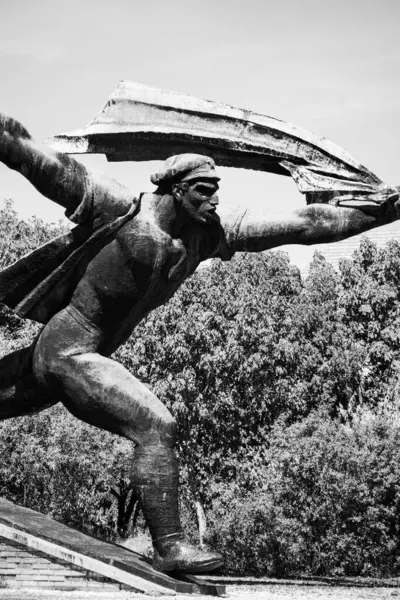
0 498 225 596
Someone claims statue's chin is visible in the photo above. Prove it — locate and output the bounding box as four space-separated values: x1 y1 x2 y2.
192 214 210 225
203 211 219 224
190 210 219 227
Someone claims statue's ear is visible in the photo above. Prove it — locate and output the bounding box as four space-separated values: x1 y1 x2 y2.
172 183 183 202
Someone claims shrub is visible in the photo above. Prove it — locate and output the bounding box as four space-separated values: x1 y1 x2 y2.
0 405 137 540
207 409 400 577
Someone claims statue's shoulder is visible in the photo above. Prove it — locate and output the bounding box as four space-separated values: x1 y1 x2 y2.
211 205 247 262
218 204 248 232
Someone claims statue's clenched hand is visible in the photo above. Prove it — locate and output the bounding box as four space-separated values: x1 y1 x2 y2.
335 189 400 222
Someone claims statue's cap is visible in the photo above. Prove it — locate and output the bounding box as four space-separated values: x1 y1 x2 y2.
150 154 220 186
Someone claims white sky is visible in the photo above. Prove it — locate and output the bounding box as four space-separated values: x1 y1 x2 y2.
1 0 399 269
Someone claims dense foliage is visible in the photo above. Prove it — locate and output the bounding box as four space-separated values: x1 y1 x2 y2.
0 406 136 539
2 199 400 576
207 407 400 576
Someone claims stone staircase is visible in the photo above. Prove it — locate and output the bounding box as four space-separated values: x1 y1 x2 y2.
0 498 224 595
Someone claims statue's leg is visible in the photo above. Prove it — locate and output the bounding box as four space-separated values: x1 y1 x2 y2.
131 445 223 572
32 305 223 573
0 343 58 420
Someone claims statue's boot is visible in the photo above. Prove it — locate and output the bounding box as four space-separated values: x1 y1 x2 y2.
131 444 223 573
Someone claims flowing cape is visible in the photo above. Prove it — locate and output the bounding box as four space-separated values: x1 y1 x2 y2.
0 200 139 324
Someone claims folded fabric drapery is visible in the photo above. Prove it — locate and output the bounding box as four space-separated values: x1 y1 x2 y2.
46 80 395 204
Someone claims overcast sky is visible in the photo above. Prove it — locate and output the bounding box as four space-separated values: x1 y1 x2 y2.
1 0 399 268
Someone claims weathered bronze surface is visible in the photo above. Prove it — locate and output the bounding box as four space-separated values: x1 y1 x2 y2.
0 88 399 573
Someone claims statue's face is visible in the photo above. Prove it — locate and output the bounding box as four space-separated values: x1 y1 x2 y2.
174 179 220 224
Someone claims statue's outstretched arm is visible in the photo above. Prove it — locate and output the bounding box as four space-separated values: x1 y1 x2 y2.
0 114 94 218
220 193 400 255
0 114 134 225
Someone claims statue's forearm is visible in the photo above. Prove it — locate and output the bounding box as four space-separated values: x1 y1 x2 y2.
224 202 399 254
293 205 376 245
297 202 400 245
0 113 91 217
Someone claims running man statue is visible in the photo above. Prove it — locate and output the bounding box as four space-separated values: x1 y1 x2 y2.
0 109 399 573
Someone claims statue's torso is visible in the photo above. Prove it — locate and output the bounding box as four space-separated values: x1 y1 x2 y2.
69 208 223 355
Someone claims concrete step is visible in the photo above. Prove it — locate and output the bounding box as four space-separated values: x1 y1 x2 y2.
0 498 224 596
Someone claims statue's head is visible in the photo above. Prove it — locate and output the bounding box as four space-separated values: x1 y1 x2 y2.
150 154 220 224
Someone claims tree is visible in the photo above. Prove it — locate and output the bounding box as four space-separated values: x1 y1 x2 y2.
338 238 400 410
207 407 400 577
0 199 66 271
0 405 138 539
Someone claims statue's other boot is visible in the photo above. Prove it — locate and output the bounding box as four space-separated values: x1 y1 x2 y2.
130 444 223 573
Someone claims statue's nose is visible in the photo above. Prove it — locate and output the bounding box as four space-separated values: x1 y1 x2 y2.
210 194 219 206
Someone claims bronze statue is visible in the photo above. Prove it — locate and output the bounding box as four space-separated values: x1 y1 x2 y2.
0 108 399 573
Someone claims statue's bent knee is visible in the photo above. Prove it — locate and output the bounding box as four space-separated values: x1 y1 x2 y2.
147 412 177 448
32 336 69 388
